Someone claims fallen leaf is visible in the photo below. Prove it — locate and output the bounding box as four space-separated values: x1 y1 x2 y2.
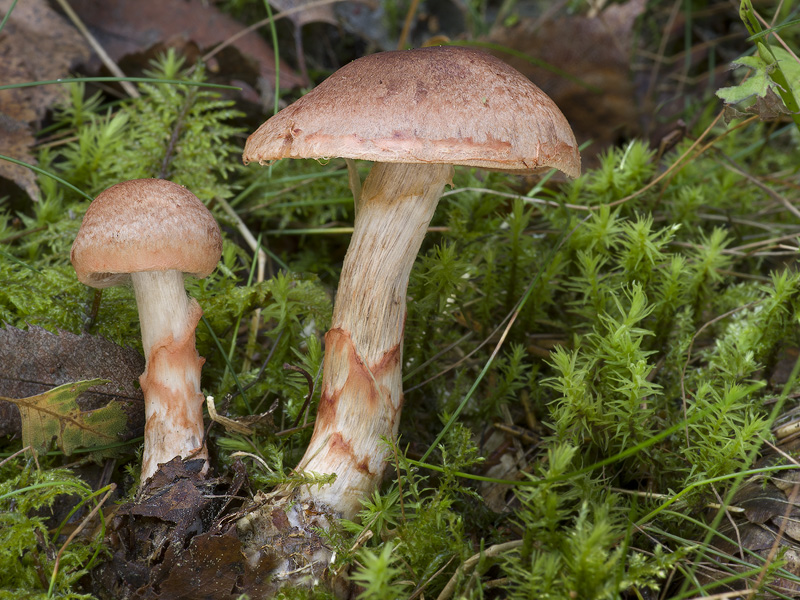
773 514 800 544
734 481 799 524
140 456 208 496
2 378 128 458
0 325 145 442
717 47 800 122
722 86 792 123
485 0 646 166
157 527 282 599
132 473 207 524
67 0 304 91
269 0 338 28
0 114 37 201
95 457 265 599
703 442 800 595
0 0 90 200
157 528 245 599
0 0 89 122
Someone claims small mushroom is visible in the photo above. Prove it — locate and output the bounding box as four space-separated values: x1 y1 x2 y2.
71 178 222 484
243 46 580 520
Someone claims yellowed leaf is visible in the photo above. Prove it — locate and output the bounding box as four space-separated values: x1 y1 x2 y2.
2 379 129 459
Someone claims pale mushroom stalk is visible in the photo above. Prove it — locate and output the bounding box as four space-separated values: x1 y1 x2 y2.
130 270 208 482
71 179 222 486
296 162 452 518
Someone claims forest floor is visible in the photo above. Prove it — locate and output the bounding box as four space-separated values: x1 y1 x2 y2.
2 0 800 598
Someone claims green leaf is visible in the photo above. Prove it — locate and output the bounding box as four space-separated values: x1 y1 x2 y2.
772 46 800 101
2 379 128 458
716 45 800 130
716 55 773 104
739 0 761 38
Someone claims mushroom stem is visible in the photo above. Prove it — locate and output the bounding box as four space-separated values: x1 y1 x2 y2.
295 162 453 519
131 270 209 482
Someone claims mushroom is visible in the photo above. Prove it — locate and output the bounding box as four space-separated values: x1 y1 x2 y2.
70 178 222 484
243 46 580 520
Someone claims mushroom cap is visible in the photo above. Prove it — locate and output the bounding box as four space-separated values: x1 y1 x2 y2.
243 45 580 178
71 179 223 288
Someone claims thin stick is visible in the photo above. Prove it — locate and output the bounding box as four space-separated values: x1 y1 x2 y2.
719 159 800 221
201 0 343 65
216 194 267 372
754 9 800 64
396 0 421 50
644 0 682 105
230 451 274 473
695 591 757 600
441 186 586 210
48 484 116 595
435 540 523 600
286 363 315 429
408 556 456 600
0 446 31 468
217 195 269 279
207 395 254 435
52 0 140 98
391 442 406 522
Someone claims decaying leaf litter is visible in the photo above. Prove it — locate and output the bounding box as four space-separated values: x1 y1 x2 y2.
1 0 800 598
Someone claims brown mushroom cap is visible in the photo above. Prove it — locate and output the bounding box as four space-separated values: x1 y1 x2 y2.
71 179 223 288
243 45 581 178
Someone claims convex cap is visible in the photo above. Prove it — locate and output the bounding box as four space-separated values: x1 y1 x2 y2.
243 45 580 178
71 179 222 288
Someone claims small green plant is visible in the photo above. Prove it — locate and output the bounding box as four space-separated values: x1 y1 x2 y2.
350 542 410 600
501 444 684 600
43 50 243 203
0 457 111 598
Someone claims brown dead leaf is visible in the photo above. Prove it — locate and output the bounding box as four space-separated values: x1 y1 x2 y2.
723 86 794 124
770 347 800 389
486 0 646 166
773 469 800 492
0 114 38 200
772 514 800 544
0 325 145 441
157 528 246 599
95 457 274 599
0 0 89 122
734 481 800 524
701 442 800 595
269 0 337 28
0 0 90 200
67 0 304 91
132 468 208 524
157 527 282 599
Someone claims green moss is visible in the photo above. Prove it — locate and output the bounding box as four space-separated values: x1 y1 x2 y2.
0 463 109 599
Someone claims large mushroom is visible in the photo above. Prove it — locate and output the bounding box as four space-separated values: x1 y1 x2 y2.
71 178 222 484
243 46 580 521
